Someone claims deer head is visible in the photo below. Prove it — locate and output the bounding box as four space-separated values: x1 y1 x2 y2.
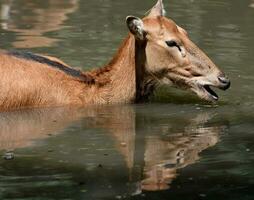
126 0 230 102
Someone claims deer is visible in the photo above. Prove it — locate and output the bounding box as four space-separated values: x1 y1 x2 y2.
0 0 230 111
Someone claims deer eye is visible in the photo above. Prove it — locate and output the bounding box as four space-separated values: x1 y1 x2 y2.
166 40 177 47
166 40 182 52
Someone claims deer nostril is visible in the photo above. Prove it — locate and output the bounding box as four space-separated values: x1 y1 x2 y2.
218 76 231 90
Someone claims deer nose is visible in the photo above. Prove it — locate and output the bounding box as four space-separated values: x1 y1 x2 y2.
218 75 231 90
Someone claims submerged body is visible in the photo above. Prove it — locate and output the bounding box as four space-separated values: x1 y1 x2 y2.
0 0 230 111
0 36 137 110
0 51 94 109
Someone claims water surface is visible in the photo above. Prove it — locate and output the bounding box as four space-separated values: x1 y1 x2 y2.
0 0 254 199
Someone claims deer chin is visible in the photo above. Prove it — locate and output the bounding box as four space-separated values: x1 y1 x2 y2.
161 75 215 102
162 73 225 103
191 84 219 102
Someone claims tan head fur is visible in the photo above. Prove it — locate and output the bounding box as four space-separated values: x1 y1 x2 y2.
126 0 230 102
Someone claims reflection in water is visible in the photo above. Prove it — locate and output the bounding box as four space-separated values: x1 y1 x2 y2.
0 0 11 29
0 0 252 198
0 107 84 150
141 113 222 191
250 0 254 8
0 105 227 198
0 0 78 48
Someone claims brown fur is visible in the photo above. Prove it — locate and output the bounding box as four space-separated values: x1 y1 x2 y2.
0 34 137 111
0 1 230 111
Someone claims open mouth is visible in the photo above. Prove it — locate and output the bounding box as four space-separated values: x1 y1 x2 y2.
190 84 220 102
203 85 219 101
190 77 230 102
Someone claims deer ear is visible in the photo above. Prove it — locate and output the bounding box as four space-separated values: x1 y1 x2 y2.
148 0 166 17
126 16 145 40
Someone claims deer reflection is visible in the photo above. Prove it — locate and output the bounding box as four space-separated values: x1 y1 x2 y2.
0 0 78 48
0 107 84 150
140 113 223 191
0 105 226 193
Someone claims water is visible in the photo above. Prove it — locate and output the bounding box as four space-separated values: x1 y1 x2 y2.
0 0 254 199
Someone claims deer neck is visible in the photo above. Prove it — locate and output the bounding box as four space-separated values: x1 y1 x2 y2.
90 34 155 104
134 38 156 102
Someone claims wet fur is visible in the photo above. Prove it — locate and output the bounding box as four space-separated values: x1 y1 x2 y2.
0 34 143 111
0 11 226 110
7 51 95 83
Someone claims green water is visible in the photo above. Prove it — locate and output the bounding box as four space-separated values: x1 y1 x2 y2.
0 0 254 199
